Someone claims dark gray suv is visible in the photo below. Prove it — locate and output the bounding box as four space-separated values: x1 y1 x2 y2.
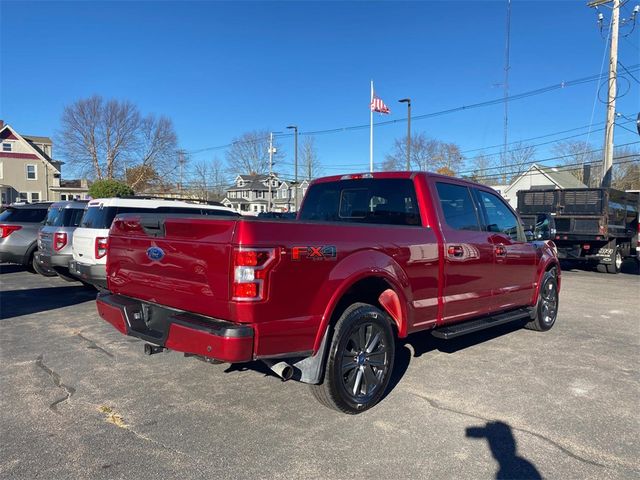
34 200 88 281
0 203 55 275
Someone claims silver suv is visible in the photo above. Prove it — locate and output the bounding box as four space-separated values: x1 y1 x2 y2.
0 203 55 275
34 200 88 281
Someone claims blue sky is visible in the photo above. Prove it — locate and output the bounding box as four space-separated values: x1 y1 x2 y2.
1 0 638 180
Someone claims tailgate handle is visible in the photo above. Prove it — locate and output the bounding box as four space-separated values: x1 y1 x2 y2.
140 218 166 237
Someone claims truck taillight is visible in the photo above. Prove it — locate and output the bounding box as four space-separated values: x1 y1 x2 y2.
95 237 108 259
54 232 68 251
0 224 21 238
232 248 278 301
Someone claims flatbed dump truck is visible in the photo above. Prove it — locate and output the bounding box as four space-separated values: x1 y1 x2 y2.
518 188 639 273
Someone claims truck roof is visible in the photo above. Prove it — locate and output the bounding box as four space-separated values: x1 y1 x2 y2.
312 171 494 191
86 197 235 212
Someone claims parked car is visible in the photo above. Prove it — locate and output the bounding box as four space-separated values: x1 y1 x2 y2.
97 172 560 414
0 202 55 275
70 197 239 288
34 200 88 281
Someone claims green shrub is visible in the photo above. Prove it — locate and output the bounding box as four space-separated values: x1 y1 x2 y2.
88 179 134 199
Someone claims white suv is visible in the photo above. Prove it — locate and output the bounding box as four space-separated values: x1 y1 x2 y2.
69 197 239 288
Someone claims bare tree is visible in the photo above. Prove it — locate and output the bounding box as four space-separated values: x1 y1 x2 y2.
186 157 228 201
466 152 495 184
551 140 599 186
612 147 640 190
494 142 536 184
225 130 283 176
191 159 211 201
60 95 178 182
383 133 464 174
300 136 322 179
504 142 536 182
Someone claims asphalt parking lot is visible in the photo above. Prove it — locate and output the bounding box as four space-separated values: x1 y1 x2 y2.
0 264 638 480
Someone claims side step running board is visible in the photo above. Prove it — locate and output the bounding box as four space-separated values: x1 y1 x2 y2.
432 308 532 340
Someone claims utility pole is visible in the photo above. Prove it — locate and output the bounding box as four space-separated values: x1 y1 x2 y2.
591 0 620 187
268 132 275 212
287 125 298 210
501 0 512 185
399 98 411 170
178 150 186 195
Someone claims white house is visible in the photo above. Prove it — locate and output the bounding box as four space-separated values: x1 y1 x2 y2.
222 174 309 214
498 164 586 208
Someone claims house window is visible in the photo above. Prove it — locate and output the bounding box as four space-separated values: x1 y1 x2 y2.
253 205 258 212
18 192 28 202
30 192 40 202
2 143 11 152
26 164 37 180
60 194 67 201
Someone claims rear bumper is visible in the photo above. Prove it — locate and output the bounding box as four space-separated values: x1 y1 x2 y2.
96 293 254 363
35 251 71 269
69 260 107 288
0 246 28 265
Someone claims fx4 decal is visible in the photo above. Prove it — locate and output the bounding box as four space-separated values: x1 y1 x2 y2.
291 246 337 261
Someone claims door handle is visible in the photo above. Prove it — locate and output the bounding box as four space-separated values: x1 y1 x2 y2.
495 245 507 257
447 245 464 258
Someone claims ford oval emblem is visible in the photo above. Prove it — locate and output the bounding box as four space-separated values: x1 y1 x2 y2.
146 246 165 261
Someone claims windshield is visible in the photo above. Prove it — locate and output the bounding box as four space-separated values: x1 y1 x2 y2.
0 207 48 223
44 207 86 227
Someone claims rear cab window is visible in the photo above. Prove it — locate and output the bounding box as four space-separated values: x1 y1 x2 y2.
299 178 421 226
0 207 48 223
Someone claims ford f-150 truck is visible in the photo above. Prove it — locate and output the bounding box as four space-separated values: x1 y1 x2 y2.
97 172 560 414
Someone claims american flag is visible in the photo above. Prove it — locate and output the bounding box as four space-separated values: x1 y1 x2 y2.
370 93 390 114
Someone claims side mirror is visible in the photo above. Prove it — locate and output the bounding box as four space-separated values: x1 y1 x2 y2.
525 230 535 242
533 214 555 241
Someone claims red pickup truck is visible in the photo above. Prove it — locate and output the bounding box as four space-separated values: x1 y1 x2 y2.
97 172 560 414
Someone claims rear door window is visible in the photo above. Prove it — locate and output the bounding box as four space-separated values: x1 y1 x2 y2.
299 178 421 226
0 207 48 223
435 182 481 231
44 208 86 227
80 207 150 228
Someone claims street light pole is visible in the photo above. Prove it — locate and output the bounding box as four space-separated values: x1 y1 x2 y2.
268 132 275 212
399 98 411 170
287 125 298 210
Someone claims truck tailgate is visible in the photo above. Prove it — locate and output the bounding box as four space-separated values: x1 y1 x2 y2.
107 215 239 320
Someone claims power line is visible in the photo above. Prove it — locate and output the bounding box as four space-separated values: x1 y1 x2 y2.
183 65 639 155
469 155 639 183
618 61 640 83
456 140 639 177
275 119 637 170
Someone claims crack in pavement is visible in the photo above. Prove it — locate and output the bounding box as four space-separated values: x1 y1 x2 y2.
97 405 207 475
76 333 115 358
409 391 639 474
34 355 76 414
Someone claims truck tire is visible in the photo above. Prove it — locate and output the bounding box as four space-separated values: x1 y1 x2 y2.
605 249 622 274
309 303 395 414
525 269 558 332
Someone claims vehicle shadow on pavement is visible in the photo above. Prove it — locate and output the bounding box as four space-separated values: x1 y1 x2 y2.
466 421 542 480
0 286 97 320
0 264 28 274
384 321 527 402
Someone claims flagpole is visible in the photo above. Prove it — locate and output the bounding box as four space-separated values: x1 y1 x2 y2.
370 80 374 173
